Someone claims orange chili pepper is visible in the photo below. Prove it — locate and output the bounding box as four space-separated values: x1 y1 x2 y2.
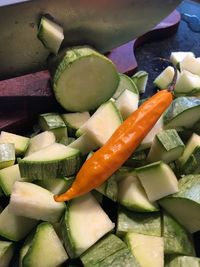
54 89 173 202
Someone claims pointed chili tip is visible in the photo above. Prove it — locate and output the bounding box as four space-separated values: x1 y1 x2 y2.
54 187 76 202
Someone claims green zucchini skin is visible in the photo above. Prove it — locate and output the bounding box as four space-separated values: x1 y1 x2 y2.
162 211 195 256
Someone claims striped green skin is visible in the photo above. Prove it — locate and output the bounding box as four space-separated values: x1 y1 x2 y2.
180 146 200 174
96 175 118 202
162 211 195 256
165 255 200 267
131 71 148 94
81 234 140 267
53 46 119 112
116 208 161 237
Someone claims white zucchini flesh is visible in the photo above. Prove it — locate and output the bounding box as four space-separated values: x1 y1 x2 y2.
25 131 56 156
136 161 178 202
77 101 122 146
0 205 37 242
69 133 98 155
62 193 114 258
0 241 15 267
125 233 164 267
9 181 66 223
53 47 119 112
118 175 158 212
113 73 138 99
62 112 90 130
0 164 22 196
153 66 175 89
0 131 29 156
178 133 200 165
170 51 195 66
22 223 68 267
180 54 200 76
175 70 200 95
131 70 148 94
37 16 64 55
115 89 139 120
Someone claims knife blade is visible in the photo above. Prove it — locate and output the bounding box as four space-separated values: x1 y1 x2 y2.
0 0 181 79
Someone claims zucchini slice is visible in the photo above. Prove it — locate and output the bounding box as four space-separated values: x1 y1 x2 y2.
22 222 68 267
0 131 29 156
125 232 164 267
37 16 64 55
69 134 98 155
131 70 148 94
25 131 56 156
175 70 200 96
113 73 138 99
0 164 22 196
153 66 175 89
180 54 200 76
77 101 122 147
0 144 15 170
0 205 37 242
159 174 200 233
81 234 139 267
62 112 90 136
147 129 184 164
53 46 119 112
118 172 158 212
163 97 200 130
162 211 195 256
115 89 139 120
39 113 67 141
116 208 161 237
136 161 178 202
165 255 200 267
0 241 15 267
62 193 114 258
19 143 81 179
170 51 195 67
9 181 66 223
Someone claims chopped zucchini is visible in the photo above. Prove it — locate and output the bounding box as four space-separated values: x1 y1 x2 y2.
118 172 158 212
62 112 90 136
165 255 200 267
175 70 200 96
25 131 56 156
0 241 15 267
96 174 118 202
77 101 122 146
162 211 195 256
62 193 114 258
163 97 200 130
0 164 22 196
136 161 178 202
81 234 140 267
125 232 164 267
116 208 161 237
113 73 138 99
178 133 200 174
115 89 139 120
180 54 200 76
159 174 200 233
0 143 15 169
147 129 184 163
0 131 29 156
124 150 147 168
131 70 148 94
9 181 66 223
19 143 81 179
69 134 98 155
53 46 119 112
22 222 68 267
38 16 64 55
19 232 34 267
170 51 195 67
153 66 175 89
0 204 37 241
39 113 67 141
